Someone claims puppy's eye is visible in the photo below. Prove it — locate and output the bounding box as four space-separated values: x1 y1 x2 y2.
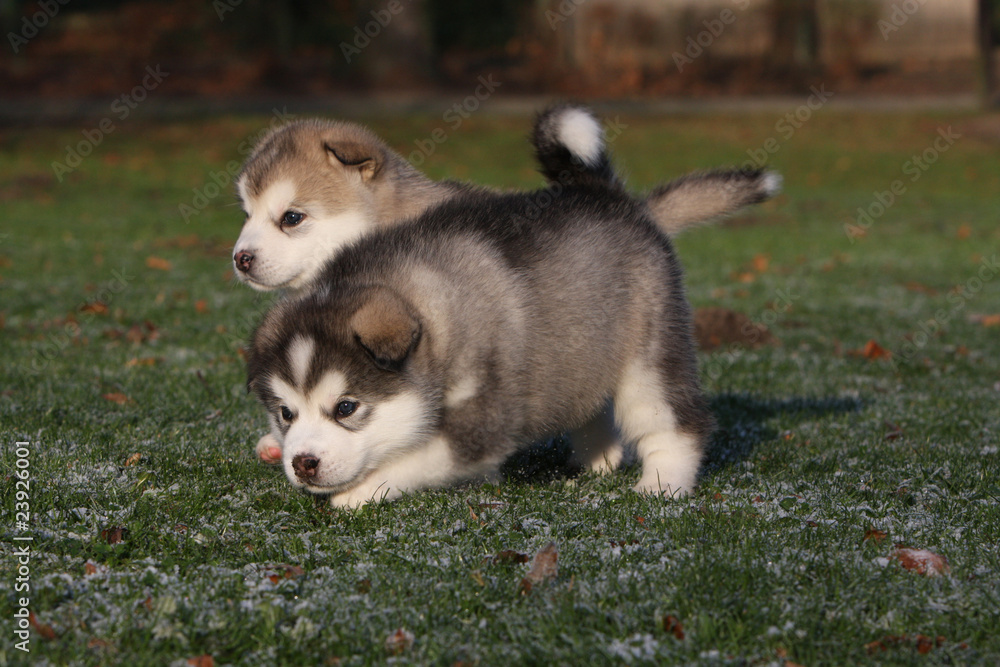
281 211 304 227
336 400 358 418
280 405 295 422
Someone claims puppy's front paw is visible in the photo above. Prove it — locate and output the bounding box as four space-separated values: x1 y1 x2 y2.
633 471 693 499
255 433 282 465
329 482 400 509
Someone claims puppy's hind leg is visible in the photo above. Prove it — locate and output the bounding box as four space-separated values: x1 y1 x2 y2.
613 358 711 499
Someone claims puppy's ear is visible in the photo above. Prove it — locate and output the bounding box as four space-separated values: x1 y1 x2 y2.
350 288 420 371
324 141 382 182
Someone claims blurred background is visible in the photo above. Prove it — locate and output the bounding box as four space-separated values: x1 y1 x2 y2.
1 0 998 117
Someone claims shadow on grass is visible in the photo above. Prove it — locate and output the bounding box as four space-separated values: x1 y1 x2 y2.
501 393 865 484
703 392 865 473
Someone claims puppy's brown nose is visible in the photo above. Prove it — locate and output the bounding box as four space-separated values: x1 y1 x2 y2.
291 453 320 480
234 251 254 273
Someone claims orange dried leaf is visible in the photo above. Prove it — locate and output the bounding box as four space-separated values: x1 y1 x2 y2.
384 628 414 655
145 256 172 271
80 301 109 315
891 547 950 576
100 526 127 544
126 357 159 368
522 542 558 588
915 635 935 654
663 615 685 640
102 392 132 405
751 253 770 273
847 339 892 361
84 561 98 575
956 224 971 239
494 550 529 565
195 299 209 314
29 612 56 640
187 656 214 667
864 529 887 543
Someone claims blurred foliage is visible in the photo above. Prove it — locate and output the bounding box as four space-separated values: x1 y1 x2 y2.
426 0 531 53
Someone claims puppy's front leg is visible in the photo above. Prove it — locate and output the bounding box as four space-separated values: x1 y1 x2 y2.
328 435 491 508
255 429 283 465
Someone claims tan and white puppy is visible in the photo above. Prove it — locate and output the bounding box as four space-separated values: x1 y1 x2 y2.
233 106 780 292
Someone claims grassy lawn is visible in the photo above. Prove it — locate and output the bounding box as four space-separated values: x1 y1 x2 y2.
1 107 999 665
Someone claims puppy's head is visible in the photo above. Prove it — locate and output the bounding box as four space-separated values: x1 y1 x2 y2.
232 119 391 291
247 287 435 494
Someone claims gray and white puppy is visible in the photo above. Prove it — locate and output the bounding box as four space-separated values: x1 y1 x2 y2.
246 133 719 507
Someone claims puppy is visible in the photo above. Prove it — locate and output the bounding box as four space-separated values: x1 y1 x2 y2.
247 155 718 507
233 105 780 292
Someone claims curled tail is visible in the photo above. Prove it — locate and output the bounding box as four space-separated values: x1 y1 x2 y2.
531 103 781 236
532 103 620 189
645 169 782 235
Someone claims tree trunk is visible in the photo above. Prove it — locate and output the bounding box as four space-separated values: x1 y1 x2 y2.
979 0 998 107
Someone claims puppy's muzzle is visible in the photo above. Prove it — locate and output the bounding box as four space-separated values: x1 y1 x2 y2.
291 453 320 480
234 250 254 273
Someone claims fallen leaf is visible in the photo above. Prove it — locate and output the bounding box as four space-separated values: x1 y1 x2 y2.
969 313 1000 327
102 392 132 405
848 339 891 361
864 529 887 543
904 281 938 295
195 299 209 314
29 611 56 640
146 256 172 271
87 637 114 650
80 301 109 315
884 421 903 441
663 615 685 640
187 656 214 667
126 357 159 368
492 550 530 565
124 453 143 469
751 253 770 273
100 526 128 544
956 223 971 239
915 635 934 654
519 542 558 594
356 578 372 594
384 628 415 655
891 547 950 576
